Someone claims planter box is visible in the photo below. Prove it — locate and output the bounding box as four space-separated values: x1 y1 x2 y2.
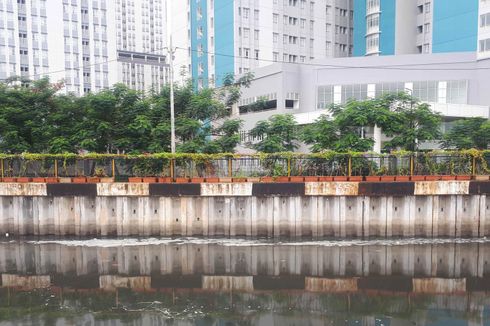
128 177 143 183
380 176 395 182
205 177 220 183
289 176 305 182
275 176 289 182
86 177 100 183
59 177 72 183
440 175 456 181
246 177 261 183
425 175 441 181
142 177 158 183
32 177 46 183
73 177 87 183
100 177 115 183
260 177 274 183
317 176 333 182
365 176 380 182
232 178 247 183
348 176 363 182
333 176 349 182
474 175 490 181
456 175 472 181
410 175 425 181
395 176 410 182
190 177 205 183
17 177 32 183
45 177 59 183
158 177 173 183
219 177 233 183
304 176 319 182
2 177 16 182
175 177 190 183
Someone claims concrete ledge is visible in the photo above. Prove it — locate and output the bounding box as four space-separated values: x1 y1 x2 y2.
99 275 151 291
151 275 202 289
149 183 201 196
1 274 51 288
52 274 100 289
358 276 413 292
466 277 490 292
252 183 305 196
47 183 97 197
253 276 305 290
412 278 466 294
469 181 490 194
97 183 149 196
305 277 358 292
359 182 414 196
201 183 253 196
305 182 358 196
414 181 469 195
0 183 47 196
202 276 254 291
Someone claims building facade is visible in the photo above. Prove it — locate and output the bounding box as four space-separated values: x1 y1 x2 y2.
353 0 479 56
479 0 490 59
236 52 490 152
0 0 169 95
174 0 354 89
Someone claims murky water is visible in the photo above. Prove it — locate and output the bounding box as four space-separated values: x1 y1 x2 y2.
1 238 490 325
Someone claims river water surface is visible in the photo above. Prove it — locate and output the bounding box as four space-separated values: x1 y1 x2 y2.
1 238 490 325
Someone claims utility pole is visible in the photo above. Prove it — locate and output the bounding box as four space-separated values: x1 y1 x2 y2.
166 0 176 153
169 37 176 154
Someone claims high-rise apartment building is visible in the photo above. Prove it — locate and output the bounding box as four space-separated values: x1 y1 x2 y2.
174 0 354 89
0 0 169 95
479 0 490 59
353 0 479 56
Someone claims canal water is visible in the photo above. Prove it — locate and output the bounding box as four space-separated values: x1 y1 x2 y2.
1 238 490 325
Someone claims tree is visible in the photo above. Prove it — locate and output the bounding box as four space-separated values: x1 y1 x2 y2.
441 118 490 150
248 114 299 153
380 93 442 151
0 74 249 154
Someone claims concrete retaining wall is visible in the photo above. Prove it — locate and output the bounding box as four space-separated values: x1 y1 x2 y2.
0 181 489 237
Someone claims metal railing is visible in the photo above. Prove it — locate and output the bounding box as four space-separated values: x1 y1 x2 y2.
0 151 489 179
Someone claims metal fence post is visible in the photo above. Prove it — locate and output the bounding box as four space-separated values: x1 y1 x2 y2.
170 159 175 180
228 158 233 177
0 159 3 179
54 159 58 178
348 155 352 177
472 156 477 176
287 158 291 177
410 155 414 176
111 159 116 178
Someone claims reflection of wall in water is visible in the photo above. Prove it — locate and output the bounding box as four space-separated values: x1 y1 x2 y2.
0 242 489 278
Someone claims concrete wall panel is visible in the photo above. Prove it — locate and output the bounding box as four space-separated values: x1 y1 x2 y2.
97 183 149 196
317 197 341 237
0 183 47 196
415 181 469 195
305 182 358 196
201 183 253 196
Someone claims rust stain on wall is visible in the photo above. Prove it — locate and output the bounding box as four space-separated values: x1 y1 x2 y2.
201 183 253 196
414 181 469 195
412 278 466 294
305 182 359 196
305 277 358 292
0 183 47 196
97 183 149 196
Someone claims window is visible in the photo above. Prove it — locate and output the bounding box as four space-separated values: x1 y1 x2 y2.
480 38 490 52
273 33 279 43
273 14 279 24
424 23 430 34
273 52 279 61
366 14 379 31
242 7 249 19
481 13 490 28
425 2 430 13
254 30 259 40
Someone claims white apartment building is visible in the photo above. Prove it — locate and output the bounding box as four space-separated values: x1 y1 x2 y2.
173 0 354 89
0 0 169 95
479 0 490 59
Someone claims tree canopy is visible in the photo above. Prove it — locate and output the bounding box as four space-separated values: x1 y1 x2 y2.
441 117 490 150
0 77 246 154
